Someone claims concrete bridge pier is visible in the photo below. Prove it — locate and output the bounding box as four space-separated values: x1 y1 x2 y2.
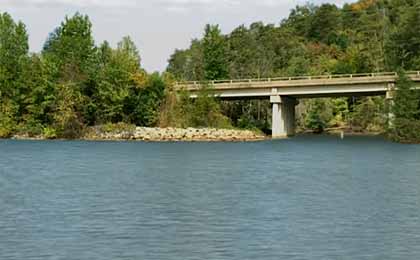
386 84 395 127
271 95 298 138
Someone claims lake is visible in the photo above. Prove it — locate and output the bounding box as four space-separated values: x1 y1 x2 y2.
1 135 420 259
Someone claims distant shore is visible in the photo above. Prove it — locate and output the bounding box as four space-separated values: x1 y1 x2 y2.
9 127 267 142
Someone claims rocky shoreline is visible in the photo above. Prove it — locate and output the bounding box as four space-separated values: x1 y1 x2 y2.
85 127 266 142
8 126 384 142
11 127 267 142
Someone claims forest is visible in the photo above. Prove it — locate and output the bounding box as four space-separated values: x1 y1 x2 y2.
1 0 420 142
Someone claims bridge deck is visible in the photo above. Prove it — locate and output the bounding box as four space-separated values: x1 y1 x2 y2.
175 71 420 99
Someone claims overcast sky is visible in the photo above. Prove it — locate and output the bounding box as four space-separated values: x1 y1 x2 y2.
1 0 351 72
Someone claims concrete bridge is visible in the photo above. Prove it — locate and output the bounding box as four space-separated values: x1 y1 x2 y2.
175 71 420 138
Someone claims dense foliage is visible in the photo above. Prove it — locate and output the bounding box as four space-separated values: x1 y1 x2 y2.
0 13 165 138
167 0 420 139
159 85 231 129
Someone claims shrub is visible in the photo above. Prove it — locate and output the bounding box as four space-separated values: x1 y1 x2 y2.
43 127 57 139
160 84 232 129
0 100 17 138
52 84 86 139
0 125 14 138
388 119 420 143
15 119 44 137
303 99 332 133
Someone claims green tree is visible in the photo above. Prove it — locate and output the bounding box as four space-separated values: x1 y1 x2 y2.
126 73 166 126
0 12 29 136
226 25 256 79
0 99 18 137
307 4 341 44
351 97 386 132
189 85 231 128
43 13 96 78
42 13 97 127
282 5 315 38
0 12 28 81
52 83 85 138
167 39 204 81
95 37 143 123
304 99 334 133
203 24 228 80
17 54 56 135
392 71 419 120
387 2 420 69
388 71 420 142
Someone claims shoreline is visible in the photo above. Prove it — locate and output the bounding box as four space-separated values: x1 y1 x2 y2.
4 127 388 142
8 127 268 142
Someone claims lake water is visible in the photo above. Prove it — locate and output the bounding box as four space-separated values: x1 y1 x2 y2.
1 135 420 259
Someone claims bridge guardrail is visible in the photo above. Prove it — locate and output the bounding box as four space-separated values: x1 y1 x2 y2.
175 71 408 87
407 71 420 77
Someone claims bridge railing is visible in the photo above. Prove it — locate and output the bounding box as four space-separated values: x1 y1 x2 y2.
175 71 405 87
407 71 420 78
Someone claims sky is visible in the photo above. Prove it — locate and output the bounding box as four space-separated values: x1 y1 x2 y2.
0 0 350 72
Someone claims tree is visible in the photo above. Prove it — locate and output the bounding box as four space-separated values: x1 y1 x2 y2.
203 24 228 80
304 99 334 133
43 12 96 78
42 13 97 127
52 83 85 138
392 71 419 120
0 12 29 136
226 25 256 79
188 85 231 128
95 37 143 123
17 54 56 135
167 39 204 81
351 97 385 131
388 71 420 142
282 4 315 38
307 4 341 44
0 99 18 137
386 2 420 70
167 49 189 80
0 12 28 80
126 73 166 126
